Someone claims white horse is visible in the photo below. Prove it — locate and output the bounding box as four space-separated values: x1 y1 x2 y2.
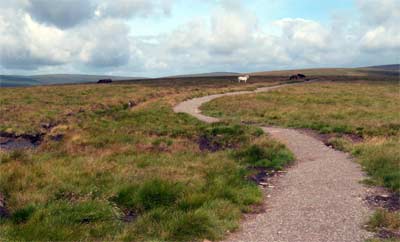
238 75 250 83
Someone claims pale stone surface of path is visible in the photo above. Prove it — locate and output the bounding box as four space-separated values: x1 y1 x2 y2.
174 82 372 242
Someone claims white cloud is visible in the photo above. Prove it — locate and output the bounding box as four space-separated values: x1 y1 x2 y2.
355 0 400 53
356 0 400 26
0 0 399 75
77 19 131 68
0 9 72 69
274 18 329 49
361 26 400 51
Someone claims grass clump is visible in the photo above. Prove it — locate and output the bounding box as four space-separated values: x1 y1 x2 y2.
170 209 217 241
367 209 400 231
113 179 183 212
0 150 29 164
327 137 353 152
234 143 294 170
199 124 249 151
11 205 36 224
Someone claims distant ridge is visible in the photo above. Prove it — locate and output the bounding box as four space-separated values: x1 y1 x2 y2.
362 64 399 71
2 64 398 88
0 74 144 87
0 75 41 87
250 64 399 77
165 72 240 78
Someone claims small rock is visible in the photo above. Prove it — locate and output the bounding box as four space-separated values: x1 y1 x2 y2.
0 137 11 144
259 182 268 186
41 122 52 129
0 193 9 218
50 134 64 142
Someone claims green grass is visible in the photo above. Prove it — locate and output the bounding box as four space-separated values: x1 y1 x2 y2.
233 143 294 169
0 78 292 241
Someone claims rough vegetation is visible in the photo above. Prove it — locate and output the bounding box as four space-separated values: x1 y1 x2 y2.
0 77 295 241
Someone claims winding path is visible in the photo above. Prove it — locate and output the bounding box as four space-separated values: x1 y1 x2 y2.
174 82 372 242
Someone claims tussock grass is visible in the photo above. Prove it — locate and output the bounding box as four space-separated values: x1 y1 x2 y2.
234 143 294 170
367 209 400 232
366 209 400 242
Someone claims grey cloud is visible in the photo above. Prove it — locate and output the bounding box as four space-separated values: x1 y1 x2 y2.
357 0 400 26
27 0 95 29
356 0 400 52
0 47 63 70
96 0 175 19
78 19 131 68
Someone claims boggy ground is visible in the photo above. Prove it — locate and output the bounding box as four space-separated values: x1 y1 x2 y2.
0 76 297 241
202 79 400 241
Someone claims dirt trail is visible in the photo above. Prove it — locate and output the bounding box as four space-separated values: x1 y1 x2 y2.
174 82 372 242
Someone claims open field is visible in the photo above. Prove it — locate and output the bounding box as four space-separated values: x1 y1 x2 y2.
202 79 400 239
0 77 295 241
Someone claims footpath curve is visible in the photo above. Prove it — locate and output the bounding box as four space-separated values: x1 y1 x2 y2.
173 81 372 242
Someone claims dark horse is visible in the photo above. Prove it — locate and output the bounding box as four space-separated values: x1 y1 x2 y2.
289 74 306 80
97 79 112 84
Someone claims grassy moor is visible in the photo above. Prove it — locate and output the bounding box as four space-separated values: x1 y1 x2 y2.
0 77 294 241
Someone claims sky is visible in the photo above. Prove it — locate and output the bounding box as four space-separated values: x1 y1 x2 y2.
0 0 399 77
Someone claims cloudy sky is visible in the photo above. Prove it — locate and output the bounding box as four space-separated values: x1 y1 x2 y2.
0 0 399 77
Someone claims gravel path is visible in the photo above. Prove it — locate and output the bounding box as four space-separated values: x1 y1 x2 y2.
173 82 372 242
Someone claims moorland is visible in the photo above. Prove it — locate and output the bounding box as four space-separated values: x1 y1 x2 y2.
0 66 399 241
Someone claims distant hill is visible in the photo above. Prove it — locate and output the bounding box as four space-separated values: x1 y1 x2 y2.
0 75 42 87
0 74 143 87
165 72 240 78
362 64 399 71
250 64 399 77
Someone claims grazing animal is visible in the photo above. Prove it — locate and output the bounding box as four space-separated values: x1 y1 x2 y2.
128 100 137 108
289 74 306 80
97 79 112 84
238 75 250 83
